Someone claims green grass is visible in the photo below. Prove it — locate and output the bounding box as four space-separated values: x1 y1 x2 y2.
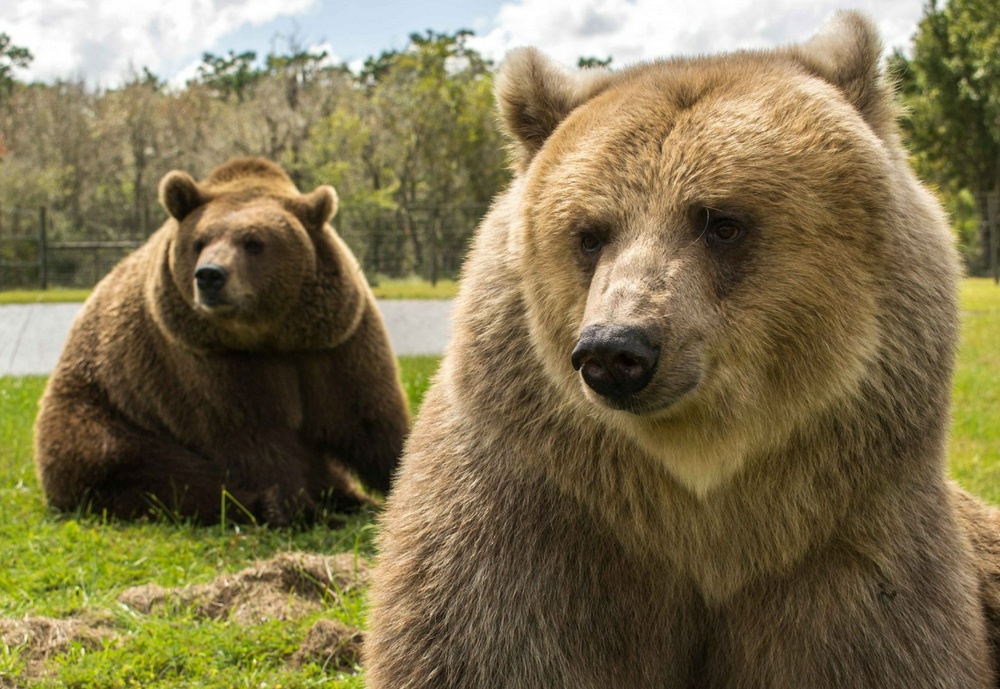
0 280 997 686
0 278 457 305
369 276 457 300
0 289 93 304
0 356 440 688
950 278 1000 502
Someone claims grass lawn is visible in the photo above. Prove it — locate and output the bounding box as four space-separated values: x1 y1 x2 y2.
0 356 440 689
951 278 1000 502
0 280 997 687
0 277 458 305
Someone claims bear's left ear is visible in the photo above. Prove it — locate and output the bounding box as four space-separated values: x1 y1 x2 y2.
786 11 897 142
496 47 617 172
292 185 338 229
159 171 206 220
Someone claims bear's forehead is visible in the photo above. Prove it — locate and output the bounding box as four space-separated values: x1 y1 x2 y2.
196 199 297 233
530 62 883 220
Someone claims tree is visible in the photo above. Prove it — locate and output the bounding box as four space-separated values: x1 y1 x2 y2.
578 56 612 69
0 33 33 95
892 0 1000 276
196 50 261 102
356 30 507 283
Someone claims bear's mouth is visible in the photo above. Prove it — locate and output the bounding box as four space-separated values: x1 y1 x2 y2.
195 297 237 316
583 372 701 416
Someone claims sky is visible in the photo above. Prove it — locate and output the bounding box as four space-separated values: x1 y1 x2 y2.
1 0 930 89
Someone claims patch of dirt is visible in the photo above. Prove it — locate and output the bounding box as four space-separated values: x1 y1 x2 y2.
117 551 370 625
290 618 364 671
0 552 370 685
0 613 117 682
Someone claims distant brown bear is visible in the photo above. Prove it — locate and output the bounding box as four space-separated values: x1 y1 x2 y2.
34 157 409 525
366 13 997 688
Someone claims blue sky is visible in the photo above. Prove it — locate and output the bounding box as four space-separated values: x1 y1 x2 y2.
2 0 929 88
209 0 508 71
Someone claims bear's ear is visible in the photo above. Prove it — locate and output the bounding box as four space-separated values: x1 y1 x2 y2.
293 185 338 229
786 11 897 141
495 47 617 172
159 171 206 220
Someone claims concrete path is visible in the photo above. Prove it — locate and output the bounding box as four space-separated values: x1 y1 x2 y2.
0 300 453 376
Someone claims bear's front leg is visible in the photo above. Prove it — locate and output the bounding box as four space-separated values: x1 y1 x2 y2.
706 535 993 688
34 390 256 523
299 337 409 496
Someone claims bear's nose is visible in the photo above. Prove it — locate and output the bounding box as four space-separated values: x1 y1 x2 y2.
571 325 659 401
194 264 228 295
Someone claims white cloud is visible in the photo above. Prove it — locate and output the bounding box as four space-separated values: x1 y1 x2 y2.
1 0 318 87
0 0 927 87
468 0 925 70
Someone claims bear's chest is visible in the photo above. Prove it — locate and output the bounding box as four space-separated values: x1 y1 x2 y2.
186 354 306 433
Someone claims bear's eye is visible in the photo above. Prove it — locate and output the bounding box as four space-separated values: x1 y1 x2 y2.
705 219 744 245
579 233 604 254
193 239 206 254
244 239 264 255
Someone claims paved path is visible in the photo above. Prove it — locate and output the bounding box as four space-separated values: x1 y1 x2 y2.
0 300 454 376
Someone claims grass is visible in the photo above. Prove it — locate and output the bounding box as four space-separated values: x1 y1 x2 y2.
0 356 440 689
0 289 93 305
0 281 996 686
368 276 457 300
0 277 457 305
950 278 1000 502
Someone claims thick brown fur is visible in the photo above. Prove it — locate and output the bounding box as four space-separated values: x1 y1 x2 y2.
366 13 997 688
34 157 409 525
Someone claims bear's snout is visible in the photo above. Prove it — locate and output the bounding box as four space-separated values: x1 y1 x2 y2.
194 263 228 303
571 325 659 405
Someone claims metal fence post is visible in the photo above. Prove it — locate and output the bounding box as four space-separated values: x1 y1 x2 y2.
988 192 999 286
38 206 47 290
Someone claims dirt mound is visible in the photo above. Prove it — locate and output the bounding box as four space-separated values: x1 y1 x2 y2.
290 618 364 671
118 551 370 625
0 552 368 684
0 614 117 682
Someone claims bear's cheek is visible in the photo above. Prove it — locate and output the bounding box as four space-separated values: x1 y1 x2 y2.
236 246 309 319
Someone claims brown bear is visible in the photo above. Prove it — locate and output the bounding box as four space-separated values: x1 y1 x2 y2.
34 157 409 526
365 12 997 688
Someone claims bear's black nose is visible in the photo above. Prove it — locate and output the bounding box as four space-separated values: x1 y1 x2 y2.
195 264 228 296
571 325 659 401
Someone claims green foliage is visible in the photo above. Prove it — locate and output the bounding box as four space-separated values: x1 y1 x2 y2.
350 30 508 283
0 29 507 289
196 51 261 102
893 0 1000 193
577 56 612 69
0 33 32 95
891 0 1000 274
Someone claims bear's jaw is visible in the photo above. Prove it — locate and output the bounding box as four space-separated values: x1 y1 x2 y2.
622 417 752 498
195 300 237 316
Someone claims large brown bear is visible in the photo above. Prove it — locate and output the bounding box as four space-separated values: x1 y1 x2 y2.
366 13 998 688
34 157 409 526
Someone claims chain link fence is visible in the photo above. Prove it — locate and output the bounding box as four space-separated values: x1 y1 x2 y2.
4 195 996 290
0 204 489 290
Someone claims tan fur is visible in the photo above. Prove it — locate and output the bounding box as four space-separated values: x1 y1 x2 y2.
34 157 409 525
366 13 996 687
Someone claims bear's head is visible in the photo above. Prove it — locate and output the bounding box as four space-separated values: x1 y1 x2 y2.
148 158 367 352
496 12 958 496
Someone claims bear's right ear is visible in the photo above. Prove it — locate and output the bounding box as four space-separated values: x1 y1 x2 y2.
292 185 339 229
496 47 617 172
159 171 206 220
785 11 897 143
